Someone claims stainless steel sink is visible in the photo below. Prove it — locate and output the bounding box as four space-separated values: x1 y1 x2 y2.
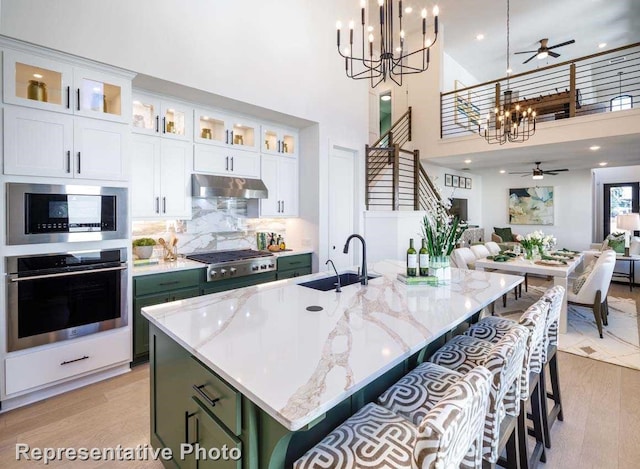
298 273 377 291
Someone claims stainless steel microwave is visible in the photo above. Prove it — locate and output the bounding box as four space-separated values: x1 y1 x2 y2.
6 183 128 245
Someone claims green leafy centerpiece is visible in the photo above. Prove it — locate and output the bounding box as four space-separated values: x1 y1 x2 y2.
520 230 556 260
606 232 625 254
133 237 156 259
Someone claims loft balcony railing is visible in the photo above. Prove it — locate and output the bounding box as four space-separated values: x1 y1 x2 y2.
440 42 640 139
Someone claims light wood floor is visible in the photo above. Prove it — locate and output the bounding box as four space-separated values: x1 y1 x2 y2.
0 282 638 468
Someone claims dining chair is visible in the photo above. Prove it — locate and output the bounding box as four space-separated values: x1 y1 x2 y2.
485 241 501 256
470 243 525 305
451 247 477 270
567 250 616 338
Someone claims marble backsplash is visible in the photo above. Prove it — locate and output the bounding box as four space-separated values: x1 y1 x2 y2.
132 198 286 255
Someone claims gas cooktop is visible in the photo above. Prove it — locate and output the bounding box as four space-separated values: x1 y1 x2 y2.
186 249 275 282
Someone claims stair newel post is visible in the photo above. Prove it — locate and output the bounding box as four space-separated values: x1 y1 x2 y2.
387 131 394 164
365 144 370 210
408 106 412 142
392 144 400 210
569 63 577 117
413 149 420 210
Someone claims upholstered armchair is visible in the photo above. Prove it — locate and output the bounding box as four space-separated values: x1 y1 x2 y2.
491 227 521 244
567 250 616 338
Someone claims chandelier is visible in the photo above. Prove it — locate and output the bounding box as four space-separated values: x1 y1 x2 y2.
479 0 536 144
336 1 439 88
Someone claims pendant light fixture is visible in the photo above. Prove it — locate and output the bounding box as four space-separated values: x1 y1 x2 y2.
480 0 536 144
335 1 439 88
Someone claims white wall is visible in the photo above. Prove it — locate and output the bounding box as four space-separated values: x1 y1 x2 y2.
442 52 479 92
480 169 593 250
364 211 427 263
0 0 370 266
422 163 483 226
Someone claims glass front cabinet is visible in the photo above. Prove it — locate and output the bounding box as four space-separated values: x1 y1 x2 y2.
194 108 259 152
262 126 297 156
3 50 131 123
132 93 192 141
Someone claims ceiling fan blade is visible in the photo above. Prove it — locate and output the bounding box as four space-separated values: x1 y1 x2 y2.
548 51 561 58
515 50 538 54
523 54 537 64
546 169 569 173
546 172 560 175
548 39 575 50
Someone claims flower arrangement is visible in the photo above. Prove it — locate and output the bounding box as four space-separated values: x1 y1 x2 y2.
421 198 465 258
606 231 626 253
520 230 556 259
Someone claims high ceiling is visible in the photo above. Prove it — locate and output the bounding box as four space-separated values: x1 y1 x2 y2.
437 0 640 83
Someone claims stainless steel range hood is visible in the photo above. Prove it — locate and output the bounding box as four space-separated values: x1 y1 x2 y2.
192 174 268 199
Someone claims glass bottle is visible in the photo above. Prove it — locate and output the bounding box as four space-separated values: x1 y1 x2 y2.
407 239 417 277
419 238 429 276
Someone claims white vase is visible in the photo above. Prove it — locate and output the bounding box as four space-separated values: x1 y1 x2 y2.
133 246 154 259
428 255 451 284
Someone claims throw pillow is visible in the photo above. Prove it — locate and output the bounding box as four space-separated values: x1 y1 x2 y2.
573 260 595 295
494 227 513 243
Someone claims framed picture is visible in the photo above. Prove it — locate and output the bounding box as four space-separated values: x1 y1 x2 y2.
445 174 453 187
452 175 459 187
466 178 472 189
459 177 466 188
509 186 554 225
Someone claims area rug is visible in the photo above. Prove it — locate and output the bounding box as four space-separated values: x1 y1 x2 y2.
494 285 640 371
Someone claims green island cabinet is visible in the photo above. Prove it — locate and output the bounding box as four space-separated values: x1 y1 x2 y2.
276 253 311 279
133 269 203 364
149 324 412 469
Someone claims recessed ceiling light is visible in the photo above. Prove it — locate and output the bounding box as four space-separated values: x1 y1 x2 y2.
464 159 472 164
476 34 485 41
404 6 413 14
589 145 601 151
499 170 506 174
598 42 607 49
381 95 391 101
599 162 608 166
32 73 43 79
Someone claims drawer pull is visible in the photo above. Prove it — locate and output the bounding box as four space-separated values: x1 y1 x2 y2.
61 355 89 366
158 280 181 286
193 384 221 407
288 261 302 265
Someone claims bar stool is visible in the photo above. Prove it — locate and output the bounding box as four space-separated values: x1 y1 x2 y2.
465 300 549 468
379 326 529 468
294 367 492 469
539 285 566 448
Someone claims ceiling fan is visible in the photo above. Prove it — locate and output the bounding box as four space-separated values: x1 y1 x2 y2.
509 162 569 179
515 38 576 64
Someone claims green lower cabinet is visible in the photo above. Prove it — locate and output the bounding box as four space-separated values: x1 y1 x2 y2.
276 254 312 280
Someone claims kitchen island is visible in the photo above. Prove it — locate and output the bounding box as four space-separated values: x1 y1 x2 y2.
143 260 523 468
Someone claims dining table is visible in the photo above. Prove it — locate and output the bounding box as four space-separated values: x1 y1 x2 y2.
475 252 584 333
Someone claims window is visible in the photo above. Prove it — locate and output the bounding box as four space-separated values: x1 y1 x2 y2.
610 94 633 111
603 182 639 237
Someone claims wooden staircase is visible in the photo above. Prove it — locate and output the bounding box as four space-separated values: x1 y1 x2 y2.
366 107 442 212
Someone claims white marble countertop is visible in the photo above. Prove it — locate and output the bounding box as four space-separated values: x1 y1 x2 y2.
142 260 522 431
132 258 205 277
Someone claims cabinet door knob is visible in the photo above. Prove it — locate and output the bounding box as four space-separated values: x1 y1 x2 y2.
76 89 81 111
230 156 234 171
230 130 234 145
66 86 71 109
282 200 285 213
162 197 166 214
77 152 81 174
226 156 229 171
226 129 229 144
162 117 166 134
66 151 71 173
155 197 160 214
155 115 159 133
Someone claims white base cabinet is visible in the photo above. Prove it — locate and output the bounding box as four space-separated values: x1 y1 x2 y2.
194 144 260 179
260 154 298 217
131 134 192 219
3 106 128 181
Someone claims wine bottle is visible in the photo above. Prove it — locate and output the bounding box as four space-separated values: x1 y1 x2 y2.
407 239 417 277
419 238 429 276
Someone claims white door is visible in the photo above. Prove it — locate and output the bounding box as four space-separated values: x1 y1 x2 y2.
328 146 358 271
4 106 74 177
193 144 228 175
74 118 128 181
160 139 192 218
131 135 160 218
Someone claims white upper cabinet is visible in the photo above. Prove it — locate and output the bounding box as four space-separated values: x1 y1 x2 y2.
3 50 132 124
262 125 298 157
4 106 128 181
194 109 259 152
260 154 298 218
193 144 260 179
132 92 193 141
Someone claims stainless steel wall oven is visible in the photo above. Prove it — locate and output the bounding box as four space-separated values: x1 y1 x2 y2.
7 183 128 245
6 249 128 351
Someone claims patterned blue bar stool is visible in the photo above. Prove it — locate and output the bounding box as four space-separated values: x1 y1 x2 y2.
465 300 549 468
379 326 529 469
294 367 492 469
